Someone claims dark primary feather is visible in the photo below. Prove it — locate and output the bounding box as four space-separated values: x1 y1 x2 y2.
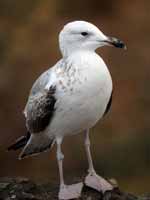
19 134 55 159
8 132 30 151
26 86 56 133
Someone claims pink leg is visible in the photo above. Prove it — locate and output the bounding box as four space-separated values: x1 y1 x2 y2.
56 137 83 200
84 130 113 193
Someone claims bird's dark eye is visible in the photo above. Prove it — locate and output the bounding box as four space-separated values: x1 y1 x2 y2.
81 32 88 36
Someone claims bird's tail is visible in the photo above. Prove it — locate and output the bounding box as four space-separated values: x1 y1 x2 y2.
18 133 55 160
8 132 30 151
8 132 55 160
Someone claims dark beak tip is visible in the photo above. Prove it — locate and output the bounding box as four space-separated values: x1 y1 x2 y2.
114 40 126 50
119 41 127 50
104 37 127 50
107 37 127 50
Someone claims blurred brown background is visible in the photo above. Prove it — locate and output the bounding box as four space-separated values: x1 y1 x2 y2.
0 0 150 194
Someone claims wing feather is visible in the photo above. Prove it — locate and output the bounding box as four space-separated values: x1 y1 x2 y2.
26 86 56 133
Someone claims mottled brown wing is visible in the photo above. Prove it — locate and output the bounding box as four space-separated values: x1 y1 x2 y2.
26 86 56 133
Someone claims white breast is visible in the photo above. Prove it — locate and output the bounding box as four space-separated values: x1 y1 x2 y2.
46 51 112 138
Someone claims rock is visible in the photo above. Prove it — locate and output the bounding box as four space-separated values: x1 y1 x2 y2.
0 177 149 200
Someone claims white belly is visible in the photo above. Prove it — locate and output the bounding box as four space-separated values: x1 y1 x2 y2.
46 53 112 138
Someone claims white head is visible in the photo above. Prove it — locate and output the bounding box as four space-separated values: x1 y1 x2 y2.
59 21 126 57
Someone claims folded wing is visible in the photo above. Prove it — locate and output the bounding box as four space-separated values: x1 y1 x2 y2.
26 86 56 133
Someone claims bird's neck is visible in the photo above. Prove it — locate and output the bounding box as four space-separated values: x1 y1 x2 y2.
64 49 96 61
67 49 100 63
60 50 105 73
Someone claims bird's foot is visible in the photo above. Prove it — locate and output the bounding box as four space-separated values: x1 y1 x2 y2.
85 173 113 193
59 182 83 200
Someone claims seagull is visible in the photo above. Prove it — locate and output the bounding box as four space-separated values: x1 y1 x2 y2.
8 21 126 200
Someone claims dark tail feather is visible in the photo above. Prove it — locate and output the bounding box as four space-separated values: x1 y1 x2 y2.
19 134 55 160
8 132 30 151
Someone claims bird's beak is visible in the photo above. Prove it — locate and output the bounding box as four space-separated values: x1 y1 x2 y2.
103 36 127 49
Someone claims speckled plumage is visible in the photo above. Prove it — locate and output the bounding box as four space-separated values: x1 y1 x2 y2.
26 86 56 133
8 21 125 200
